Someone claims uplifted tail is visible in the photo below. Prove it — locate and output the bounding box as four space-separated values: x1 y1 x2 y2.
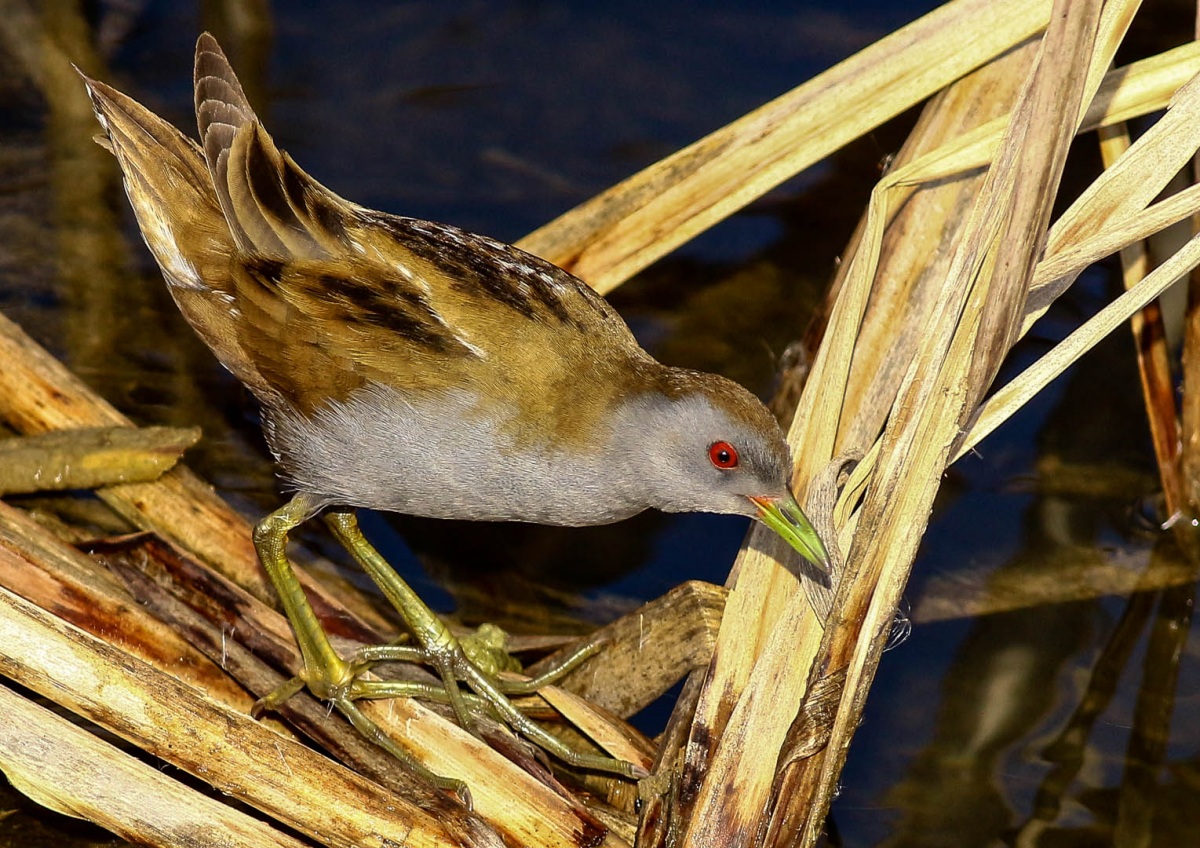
79 69 230 292
79 65 272 399
193 33 351 260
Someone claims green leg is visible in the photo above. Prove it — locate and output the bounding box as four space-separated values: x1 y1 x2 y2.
325 509 477 735
251 494 469 799
334 695 470 807
252 494 349 702
325 508 643 778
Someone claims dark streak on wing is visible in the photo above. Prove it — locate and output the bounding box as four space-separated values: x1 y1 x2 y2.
245 132 301 239
322 273 462 351
281 153 347 245
361 212 614 328
401 219 541 318
243 257 470 355
279 159 308 221
243 256 287 292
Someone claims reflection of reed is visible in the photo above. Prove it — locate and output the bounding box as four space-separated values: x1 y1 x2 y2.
1012 591 1154 847
1004 569 1193 847
915 540 1200 623
0 2 117 357
6 1 130 366
883 508 1193 846
880 531 1179 846
1113 582 1193 845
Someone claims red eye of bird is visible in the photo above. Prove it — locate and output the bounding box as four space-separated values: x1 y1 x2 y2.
708 441 739 470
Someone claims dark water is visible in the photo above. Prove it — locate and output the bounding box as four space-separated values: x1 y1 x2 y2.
1 1 1198 845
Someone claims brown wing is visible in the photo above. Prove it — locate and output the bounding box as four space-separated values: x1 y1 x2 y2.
229 255 486 413
191 33 648 445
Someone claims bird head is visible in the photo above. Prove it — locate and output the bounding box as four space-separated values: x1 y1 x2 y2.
611 368 830 575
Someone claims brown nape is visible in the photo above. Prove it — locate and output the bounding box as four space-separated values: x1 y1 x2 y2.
656 366 779 427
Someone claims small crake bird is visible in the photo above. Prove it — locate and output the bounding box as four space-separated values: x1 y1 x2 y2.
80 33 829 793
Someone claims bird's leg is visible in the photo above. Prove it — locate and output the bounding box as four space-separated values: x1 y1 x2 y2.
251 494 469 801
323 508 478 734
324 508 643 779
252 493 350 705
352 635 607 694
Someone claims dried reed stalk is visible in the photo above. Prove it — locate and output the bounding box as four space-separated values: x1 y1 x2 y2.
0 680 308 848
1096 120 1181 516
0 579 479 848
1180 11 1200 517
518 0 1054 293
768 6 1114 843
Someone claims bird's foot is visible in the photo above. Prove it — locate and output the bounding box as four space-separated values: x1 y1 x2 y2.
458 622 522 677
249 635 475 805
254 618 637 785
336 618 643 778
252 497 642 796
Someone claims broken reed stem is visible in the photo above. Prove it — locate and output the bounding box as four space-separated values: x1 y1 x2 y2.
0 499 255 711
0 425 199 495
0 502 510 846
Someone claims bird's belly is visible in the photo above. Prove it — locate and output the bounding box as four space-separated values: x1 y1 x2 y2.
266 383 642 526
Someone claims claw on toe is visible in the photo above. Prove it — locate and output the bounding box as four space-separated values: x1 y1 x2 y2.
252 675 307 718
